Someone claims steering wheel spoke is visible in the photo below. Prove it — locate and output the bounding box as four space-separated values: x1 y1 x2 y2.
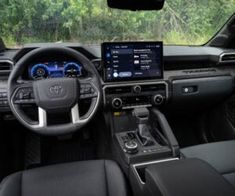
12 82 36 105
37 107 47 128
79 78 99 100
71 103 80 124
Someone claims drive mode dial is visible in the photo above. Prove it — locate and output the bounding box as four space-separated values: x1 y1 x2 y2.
124 140 138 154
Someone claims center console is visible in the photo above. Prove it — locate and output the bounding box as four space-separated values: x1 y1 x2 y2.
113 108 179 165
108 106 181 195
101 42 235 196
101 41 178 169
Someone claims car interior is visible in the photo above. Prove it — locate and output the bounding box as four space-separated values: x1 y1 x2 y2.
0 0 235 195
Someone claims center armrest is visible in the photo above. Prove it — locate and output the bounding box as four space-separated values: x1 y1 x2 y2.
145 158 235 196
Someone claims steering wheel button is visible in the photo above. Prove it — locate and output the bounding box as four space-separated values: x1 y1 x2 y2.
85 88 91 94
80 89 85 94
23 93 30 99
85 94 91 98
30 92 35 99
19 92 24 99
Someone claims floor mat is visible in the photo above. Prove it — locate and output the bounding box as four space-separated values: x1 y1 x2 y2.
41 132 97 166
0 119 25 180
166 114 203 148
24 114 111 168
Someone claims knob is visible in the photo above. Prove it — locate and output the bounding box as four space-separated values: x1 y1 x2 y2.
153 94 164 105
124 140 138 154
133 85 141 94
112 98 122 109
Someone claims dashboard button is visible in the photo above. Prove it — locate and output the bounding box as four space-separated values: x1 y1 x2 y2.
133 85 141 94
153 94 164 105
112 98 122 109
182 86 197 94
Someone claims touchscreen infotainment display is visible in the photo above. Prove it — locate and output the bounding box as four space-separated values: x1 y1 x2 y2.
102 42 163 82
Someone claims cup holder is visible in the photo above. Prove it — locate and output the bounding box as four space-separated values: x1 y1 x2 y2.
132 158 179 184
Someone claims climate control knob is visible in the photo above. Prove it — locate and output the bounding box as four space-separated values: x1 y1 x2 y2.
112 98 123 109
133 85 142 94
153 94 164 105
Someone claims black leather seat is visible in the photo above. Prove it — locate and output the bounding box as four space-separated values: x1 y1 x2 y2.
0 160 128 196
181 140 235 187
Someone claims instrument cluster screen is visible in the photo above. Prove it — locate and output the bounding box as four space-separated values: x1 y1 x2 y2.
102 42 163 82
28 61 83 80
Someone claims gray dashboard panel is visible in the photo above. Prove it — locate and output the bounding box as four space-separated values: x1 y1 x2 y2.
172 75 234 105
0 44 235 113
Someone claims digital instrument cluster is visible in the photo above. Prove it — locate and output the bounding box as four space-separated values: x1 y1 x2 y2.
29 61 83 79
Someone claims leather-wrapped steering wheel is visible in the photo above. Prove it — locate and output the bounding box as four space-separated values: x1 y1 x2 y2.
8 47 102 135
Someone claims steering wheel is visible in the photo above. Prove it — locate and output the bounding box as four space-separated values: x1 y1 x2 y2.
8 47 102 135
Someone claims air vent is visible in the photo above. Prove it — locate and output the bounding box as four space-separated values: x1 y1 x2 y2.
183 68 216 74
0 60 13 75
105 86 132 95
91 59 102 71
220 53 235 63
164 61 214 71
141 84 166 92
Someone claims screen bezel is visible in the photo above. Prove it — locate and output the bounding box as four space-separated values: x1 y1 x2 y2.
102 41 164 82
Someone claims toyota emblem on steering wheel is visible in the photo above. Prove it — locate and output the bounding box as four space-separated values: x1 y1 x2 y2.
49 85 63 95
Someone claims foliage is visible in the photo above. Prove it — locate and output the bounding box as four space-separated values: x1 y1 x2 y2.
0 0 235 47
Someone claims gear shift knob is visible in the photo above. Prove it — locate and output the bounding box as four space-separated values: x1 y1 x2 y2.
132 107 149 124
132 107 154 146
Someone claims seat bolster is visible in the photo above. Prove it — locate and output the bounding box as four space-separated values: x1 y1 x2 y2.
21 160 107 196
104 160 128 196
0 172 22 196
224 172 235 187
0 160 128 196
181 140 235 183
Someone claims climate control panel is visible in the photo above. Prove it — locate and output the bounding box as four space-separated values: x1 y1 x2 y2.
103 82 168 110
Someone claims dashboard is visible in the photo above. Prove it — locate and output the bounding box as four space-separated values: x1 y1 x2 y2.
28 61 84 80
0 42 234 113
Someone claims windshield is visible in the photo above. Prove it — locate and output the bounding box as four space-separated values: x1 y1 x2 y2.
0 0 235 47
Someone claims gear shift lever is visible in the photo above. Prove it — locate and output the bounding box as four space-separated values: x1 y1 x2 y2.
133 107 154 146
